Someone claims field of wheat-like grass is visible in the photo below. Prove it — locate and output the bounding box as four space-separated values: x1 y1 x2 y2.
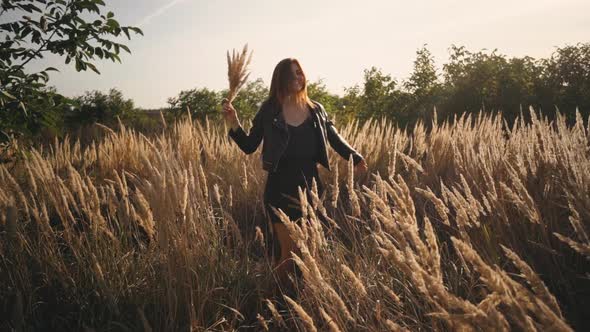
0 109 589 331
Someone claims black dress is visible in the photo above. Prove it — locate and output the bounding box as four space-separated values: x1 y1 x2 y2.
263 114 325 224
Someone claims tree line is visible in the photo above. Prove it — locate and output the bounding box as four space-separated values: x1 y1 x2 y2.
1 2 589 143
164 42 590 129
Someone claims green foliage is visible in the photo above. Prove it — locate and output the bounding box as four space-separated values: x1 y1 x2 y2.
220 78 268 121
341 67 401 123
0 85 68 138
168 78 269 122
65 88 134 127
538 43 590 119
402 46 443 125
0 0 142 138
405 46 439 95
167 87 221 120
339 43 590 127
306 78 344 121
441 45 536 121
3 33 589 140
360 67 400 121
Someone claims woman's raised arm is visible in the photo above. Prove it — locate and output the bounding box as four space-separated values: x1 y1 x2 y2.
225 102 264 154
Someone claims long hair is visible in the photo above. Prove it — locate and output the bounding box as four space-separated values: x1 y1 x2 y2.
268 58 314 108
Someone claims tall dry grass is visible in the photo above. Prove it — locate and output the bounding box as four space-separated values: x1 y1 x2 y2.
0 108 588 331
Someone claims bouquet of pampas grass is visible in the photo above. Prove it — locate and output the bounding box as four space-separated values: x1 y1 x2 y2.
223 44 253 105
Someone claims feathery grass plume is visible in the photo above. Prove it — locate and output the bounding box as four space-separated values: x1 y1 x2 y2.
254 226 265 249
228 184 233 208
451 237 506 293
375 299 382 321
379 282 402 304
197 163 209 202
340 264 367 297
331 161 339 209
181 172 190 214
310 177 327 217
322 281 355 322
347 155 361 217
2 103 589 330
415 187 450 225
384 319 409 332
553 201 590 258
298 243 323 283
565 203 589 243
159 110 167 129
397 150 424 174
225 43 253 103
476 296 510 331
271 206 305 245
423 216 441 282
291 252 314 285
256 313 269 331
213 183 222 205
307 205 327 251
283 295 318 332
298 186 309 220
319 307 342 332
501 245 562 316
553 233 590 259
265 299 285 328
241 161 248 189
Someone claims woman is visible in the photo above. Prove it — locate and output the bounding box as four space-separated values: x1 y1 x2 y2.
222 58 368 286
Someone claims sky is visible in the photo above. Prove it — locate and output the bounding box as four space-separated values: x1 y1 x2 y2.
23 0 590 109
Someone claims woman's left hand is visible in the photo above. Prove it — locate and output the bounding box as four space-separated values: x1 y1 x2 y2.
354 158 368 175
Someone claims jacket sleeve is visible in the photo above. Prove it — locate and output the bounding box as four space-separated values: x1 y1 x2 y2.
227 106 264 154
320 104 364 166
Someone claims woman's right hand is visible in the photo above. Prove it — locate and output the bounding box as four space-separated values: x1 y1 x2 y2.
222 98 240 130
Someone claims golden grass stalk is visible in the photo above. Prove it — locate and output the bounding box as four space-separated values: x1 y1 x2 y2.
501 244 562 316
284 295 318 332
254 226 265 248
1 107 587 331
347 155 361 217
225 43 253 104
340 263 367 297
384 319 408 332
256 313 269 331
553 233 590 258
319 307 342 332
265 299 285 328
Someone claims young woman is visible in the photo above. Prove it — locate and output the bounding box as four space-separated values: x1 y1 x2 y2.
222 58 368 285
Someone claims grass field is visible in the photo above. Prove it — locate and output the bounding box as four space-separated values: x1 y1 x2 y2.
1 109 588 331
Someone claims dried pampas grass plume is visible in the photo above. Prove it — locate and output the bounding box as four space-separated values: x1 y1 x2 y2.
224 43 253 104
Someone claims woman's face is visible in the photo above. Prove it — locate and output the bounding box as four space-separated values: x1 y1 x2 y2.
289 62 305 94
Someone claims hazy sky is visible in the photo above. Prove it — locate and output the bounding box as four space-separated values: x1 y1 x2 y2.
27 0 590 109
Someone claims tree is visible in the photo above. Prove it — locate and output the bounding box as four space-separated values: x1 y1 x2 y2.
306 78 344 121
442 46 522 120
440 45 563 123
220 78 268 121
402 46 442 126
355 67 400 122
539 43 590 120
405 46 439 96
167 88 221 120
0 0 142 137
65 88 134 127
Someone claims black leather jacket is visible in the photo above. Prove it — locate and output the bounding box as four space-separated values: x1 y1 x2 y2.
228 99 363 172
